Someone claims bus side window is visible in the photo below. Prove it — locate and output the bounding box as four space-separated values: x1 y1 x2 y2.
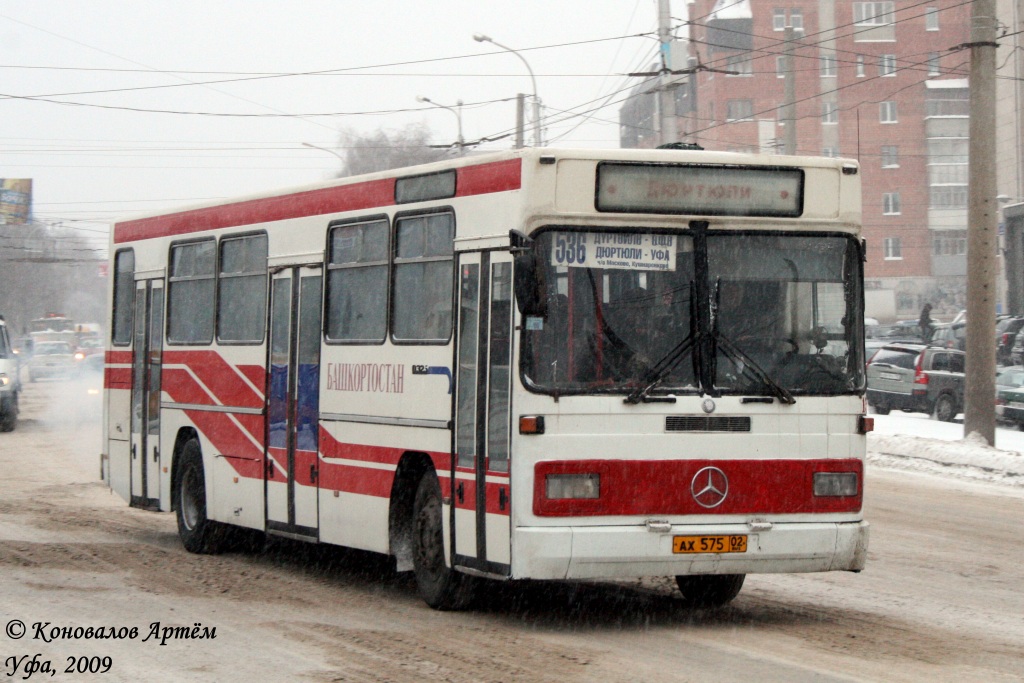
112 249 135 346
167 239 216 345
393 213 454 343
326 219 389 343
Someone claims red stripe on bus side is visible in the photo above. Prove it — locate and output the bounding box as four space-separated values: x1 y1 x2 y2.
163 350 264 408
105 367 131 389
112 158 523 243
533 459 863 517
236 364 266 392
456 158 522 196
113 179 395 243
106 350 132 364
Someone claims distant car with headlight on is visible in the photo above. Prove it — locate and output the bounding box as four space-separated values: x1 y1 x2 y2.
0 316 19 431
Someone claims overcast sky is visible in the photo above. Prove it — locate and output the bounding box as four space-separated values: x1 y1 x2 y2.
0 1 681 255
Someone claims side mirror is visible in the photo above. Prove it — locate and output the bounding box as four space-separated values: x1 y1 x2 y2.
509 230 547 316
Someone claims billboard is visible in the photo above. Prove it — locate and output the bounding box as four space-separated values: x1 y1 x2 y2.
0 179 32 225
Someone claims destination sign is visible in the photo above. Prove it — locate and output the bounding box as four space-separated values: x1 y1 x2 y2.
596 163 804 217
549 231 676 271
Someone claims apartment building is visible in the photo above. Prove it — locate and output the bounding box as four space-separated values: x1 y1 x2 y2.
621 1 1005 320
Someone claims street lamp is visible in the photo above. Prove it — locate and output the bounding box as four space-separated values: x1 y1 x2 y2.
473 33 542 147
301 142 345 163
416 95 465 156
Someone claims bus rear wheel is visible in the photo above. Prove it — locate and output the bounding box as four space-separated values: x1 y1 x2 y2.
175 439 228 554
411 473 475 610
674 574 745 608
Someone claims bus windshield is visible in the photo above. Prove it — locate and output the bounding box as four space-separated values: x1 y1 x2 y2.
521 228 864 398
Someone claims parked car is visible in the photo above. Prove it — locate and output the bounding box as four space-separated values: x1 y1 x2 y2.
996 317 1024 365
27 341 75 381
995 365 1024 429
929 321 966 350
1011 329 1024 367
866 343 965 421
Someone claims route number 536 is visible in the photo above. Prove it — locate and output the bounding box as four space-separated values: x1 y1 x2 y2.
554 233 587 265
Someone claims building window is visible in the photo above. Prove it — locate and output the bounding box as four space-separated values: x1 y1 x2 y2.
883 192 902 215
930 186 968 208
726 54 752 76
167 239 216 344
927 53 941 76
777 56 787 78
790 8 803 31
879 54 896 76
326 219 389 343
884 237 902 260
217 233 267 343
821 101 838 124
933 236 967 256
820 53 837 77
856 56 866 77
773 8 787 30
392 212 454 343
773 8 802 31
881 146 899 168
726 99 754 121
880 101 898 123
854 2 895 25
926 98 969 117
925 6 939 30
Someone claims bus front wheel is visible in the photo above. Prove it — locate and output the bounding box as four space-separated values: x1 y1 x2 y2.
411 473 475 610
175 439 228 554
675 574 745 608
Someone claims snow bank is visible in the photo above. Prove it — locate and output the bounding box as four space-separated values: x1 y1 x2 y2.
869 413 1024 489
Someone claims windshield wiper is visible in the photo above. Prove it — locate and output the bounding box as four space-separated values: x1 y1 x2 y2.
623 332 694 404
715 333 796 405
625 283 697 405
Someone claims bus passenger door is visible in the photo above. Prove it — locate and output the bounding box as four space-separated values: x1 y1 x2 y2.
453 251 513 575
129 279 164 511
266 266 322 540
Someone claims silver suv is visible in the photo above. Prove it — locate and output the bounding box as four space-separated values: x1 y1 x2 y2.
0 317 19 431
866 343 965 422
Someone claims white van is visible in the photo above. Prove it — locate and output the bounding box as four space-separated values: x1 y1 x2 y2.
0 316 19 431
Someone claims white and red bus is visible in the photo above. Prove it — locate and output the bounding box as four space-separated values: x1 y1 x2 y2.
102 147 869 609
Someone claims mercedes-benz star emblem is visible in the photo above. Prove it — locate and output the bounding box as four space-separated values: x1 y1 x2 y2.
691 466 729 508
701 398 716 414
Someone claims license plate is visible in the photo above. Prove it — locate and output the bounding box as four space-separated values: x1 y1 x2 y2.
880 372 902 380
673 535 747 554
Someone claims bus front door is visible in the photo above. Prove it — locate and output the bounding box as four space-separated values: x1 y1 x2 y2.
453 251 513 576
266 266 322 540
129 279 163 511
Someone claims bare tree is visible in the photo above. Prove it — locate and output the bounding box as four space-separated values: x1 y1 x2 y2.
335 123 448 178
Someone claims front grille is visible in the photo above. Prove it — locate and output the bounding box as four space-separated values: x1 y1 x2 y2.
665 416 751 432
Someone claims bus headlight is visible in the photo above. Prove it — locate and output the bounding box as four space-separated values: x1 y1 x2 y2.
545 473 600 500
813 472 859 497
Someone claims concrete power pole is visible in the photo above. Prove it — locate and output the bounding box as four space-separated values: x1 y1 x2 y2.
658 0 677 146
964 0 999 444
515 94 525 149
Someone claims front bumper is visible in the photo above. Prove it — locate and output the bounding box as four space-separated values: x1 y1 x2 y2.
512 520 869 580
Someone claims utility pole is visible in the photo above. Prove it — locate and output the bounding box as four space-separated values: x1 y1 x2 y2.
657 0 677 146
964 0 999 444
515 94 525 149
782 25 798 155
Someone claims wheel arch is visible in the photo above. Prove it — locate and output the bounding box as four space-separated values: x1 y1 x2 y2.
169 427 200 512
389 450 438 572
